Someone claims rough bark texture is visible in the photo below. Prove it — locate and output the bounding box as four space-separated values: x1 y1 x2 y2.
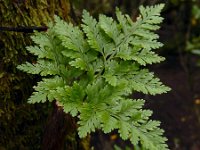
42 101 77 150
0 1 89 149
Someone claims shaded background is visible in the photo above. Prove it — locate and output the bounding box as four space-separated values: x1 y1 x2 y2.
1 0 200 149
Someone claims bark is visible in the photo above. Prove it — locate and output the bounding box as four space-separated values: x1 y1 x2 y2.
0 1 89 149
42 101 77 150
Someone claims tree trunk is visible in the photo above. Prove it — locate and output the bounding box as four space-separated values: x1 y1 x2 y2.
42 101 77 150
0 1 89 149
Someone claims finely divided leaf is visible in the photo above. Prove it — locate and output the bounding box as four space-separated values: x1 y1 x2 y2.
18 4 170 150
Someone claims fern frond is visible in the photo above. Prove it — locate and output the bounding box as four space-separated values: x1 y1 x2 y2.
99 14 121 43
30 32 51 49
132 49 165 65
18 4 170 150
139 4 164 25
82 10 102 52
116 8 132 34
28 76 65 103
130 69 170 95
114 4 165 67
57 82 85 117
17 60 58 76
26 45 54 59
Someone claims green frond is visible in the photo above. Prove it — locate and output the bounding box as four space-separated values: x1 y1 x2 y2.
101 111 118 133
55 20 87 53
118 121 131 140
130 69 171 95
99 14 121 43
17 4 170 150
58 82 85 116
116 8 132 34
139 4 164 25
104 74 117 86
28 76 65 103
30 32 50 49
17 60 58 76
26 45 54 59
78 105 101 137
81 10 102 52
131 49 165 66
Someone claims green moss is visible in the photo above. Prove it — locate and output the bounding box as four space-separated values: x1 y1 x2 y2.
0 0 72 149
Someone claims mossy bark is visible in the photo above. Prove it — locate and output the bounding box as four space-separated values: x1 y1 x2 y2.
0 1 89 149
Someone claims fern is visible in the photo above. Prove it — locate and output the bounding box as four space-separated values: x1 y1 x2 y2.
17 4 170 150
